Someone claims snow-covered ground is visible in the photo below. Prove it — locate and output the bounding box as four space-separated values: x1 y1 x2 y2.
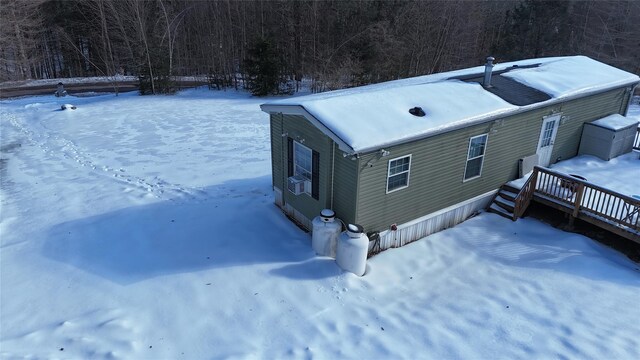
1 89 639 359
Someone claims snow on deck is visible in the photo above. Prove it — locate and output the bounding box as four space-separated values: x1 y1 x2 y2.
508 151 639 197
548 152 640 198
509 104 640 197
263 56 639 153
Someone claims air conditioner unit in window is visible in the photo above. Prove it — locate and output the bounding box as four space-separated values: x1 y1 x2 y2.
287 175 311 195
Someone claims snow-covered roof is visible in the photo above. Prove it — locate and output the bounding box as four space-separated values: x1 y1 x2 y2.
590 114 638 131
261 56 639 154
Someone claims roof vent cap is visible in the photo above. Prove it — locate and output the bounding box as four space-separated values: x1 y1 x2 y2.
409 107 426 117
483 56 495 88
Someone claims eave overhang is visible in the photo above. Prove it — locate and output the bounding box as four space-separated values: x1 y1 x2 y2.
260 104 355 154
261 78 639 156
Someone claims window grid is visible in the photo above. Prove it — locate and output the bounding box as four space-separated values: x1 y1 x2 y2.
464 134 488 181
387 155 411 193
294 141 312 181
540 120 556 147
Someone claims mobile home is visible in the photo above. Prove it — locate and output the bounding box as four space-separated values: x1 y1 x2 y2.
261 56 639 252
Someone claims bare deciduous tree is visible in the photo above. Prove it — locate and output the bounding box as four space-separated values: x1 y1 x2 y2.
2 0 637 91
0 0 46 81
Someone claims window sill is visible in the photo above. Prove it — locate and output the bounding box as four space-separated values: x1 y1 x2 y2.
386 185 409 194
462 175 482 183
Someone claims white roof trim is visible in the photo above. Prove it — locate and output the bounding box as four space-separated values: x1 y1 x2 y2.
260 104 355 153
262 82 636 155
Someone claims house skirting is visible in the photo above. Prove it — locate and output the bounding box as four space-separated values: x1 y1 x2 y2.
372 190 496 254
274 185 496 254
274 186 284 207
274 186 313 230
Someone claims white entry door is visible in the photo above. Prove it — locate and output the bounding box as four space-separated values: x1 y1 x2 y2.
536 114 561 167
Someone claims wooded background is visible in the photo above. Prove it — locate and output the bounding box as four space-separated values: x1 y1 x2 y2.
1 0 638 95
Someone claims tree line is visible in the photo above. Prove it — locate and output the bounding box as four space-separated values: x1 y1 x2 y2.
1 0 638 95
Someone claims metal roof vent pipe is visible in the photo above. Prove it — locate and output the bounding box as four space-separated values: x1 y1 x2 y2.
483 56 495 88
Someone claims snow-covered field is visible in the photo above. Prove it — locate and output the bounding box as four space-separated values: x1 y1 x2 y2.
1 89 639 359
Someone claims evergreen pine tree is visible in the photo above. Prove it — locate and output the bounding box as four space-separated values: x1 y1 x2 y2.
138 46 174 95
244 38 286 96
493 0 571 61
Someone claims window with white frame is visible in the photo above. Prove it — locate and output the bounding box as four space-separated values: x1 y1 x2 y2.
387 155 411 193
540 119 556 147
464 134 488 180
294 141 312 180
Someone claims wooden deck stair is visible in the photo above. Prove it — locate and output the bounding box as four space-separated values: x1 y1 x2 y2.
490 166 640 243
488 185 519 220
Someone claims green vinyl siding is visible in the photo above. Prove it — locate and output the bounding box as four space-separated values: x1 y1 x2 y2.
355 121 499 232
268 114 336 223
331 143 358 225
355 87 630 232
269 87 631 233
281 114 331 220
270 114 358 225
551 88 627 162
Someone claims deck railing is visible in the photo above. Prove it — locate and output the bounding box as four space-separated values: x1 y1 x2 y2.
513 170 537 220
633 127 640 151
517 166 640 234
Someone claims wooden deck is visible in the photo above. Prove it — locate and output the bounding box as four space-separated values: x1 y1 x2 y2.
512 166 640 243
